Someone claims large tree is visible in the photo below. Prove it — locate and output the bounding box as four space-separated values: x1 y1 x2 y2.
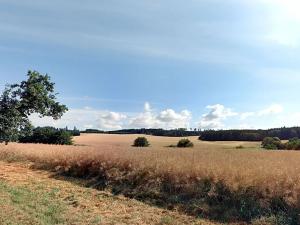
0 71 68 144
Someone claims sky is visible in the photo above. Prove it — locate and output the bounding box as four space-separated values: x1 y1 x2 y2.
1 0 300 130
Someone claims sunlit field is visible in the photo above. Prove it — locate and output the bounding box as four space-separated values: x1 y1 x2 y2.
1 134 300 223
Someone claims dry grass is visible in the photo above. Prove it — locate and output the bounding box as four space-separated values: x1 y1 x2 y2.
0 134 300 223
0 161 219 225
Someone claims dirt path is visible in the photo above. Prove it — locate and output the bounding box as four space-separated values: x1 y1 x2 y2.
0 161 223 225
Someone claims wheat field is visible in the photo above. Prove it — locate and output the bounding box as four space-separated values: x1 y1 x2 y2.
1 134 300 223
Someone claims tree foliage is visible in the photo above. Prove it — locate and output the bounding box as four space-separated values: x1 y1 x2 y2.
261 137 284 150
261 137 300 150
81 129 105 134
0 71 68 144
108 128 201 137
67 127 81 136
200 127 300 142
19 127 73 145
285 138 300 150
133 137 150 147
177 139 194 148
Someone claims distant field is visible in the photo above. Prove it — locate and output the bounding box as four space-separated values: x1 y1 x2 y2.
74 133 261 149
1 134 299 224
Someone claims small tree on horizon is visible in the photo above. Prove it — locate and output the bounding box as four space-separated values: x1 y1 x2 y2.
0 70 68 144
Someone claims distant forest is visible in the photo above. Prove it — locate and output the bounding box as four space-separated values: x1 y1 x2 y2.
199 127 300 141
82 127 300 141
82 128 201 137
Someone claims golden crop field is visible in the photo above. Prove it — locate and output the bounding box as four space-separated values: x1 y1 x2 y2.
1 134 300 224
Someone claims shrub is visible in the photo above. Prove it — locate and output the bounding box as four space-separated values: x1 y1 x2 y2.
236 145 244 149
19 127 73 145
177 139 194 148
133 137 150 147
261 137 284 150
262 137 300 151
285 138 300 150
53 130 73 145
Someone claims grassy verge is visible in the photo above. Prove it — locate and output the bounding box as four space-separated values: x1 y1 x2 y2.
0 181 66 225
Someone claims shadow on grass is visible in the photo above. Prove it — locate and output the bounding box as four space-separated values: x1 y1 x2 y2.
38 166 300 225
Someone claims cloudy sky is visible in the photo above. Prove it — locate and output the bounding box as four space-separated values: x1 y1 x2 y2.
1 0 300 130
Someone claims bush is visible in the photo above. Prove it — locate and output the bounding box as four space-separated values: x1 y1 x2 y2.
285 138 300 150
262 137 300 151
261 137 284 150
19 127 73 145
177 139 194 148
133 137 150 147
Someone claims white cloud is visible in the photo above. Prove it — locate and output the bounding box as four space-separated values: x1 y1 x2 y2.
30 102 191 131
30 108 98 129
198 104 238 130
258 104 283 116
129 103 191 129
128 102 159 128
128 112 157 129
29 103 286 131
97 111 127 130
30 108 126 131
144 102 151 112
157 109 191 128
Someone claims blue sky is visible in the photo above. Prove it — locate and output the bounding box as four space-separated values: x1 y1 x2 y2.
1 0 300 130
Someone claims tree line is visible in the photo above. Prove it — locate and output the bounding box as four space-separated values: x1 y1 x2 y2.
19 126 80 145
83 128 202 137
200 127 300 141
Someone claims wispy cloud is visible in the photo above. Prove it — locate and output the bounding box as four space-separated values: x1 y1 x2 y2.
0 0 263 65
198 104 238 130
258 104 283 116
240 104 284 120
